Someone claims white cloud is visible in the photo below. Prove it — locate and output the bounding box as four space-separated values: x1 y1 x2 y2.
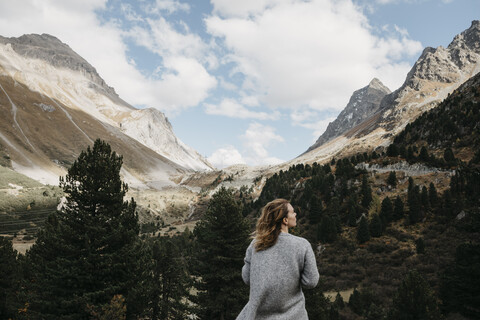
204 99 280 120
206 0 422 111
210 0 281 18
241 122 285 166
149 0 190 14
121 3 143 21
128 17 206 60
290 109 337 141
208 146 247 169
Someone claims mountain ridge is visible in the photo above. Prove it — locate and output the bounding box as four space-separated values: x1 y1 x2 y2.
299 20 480 164
0 33 213 187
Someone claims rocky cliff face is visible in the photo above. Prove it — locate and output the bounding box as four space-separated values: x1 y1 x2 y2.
306 78 390 152
298 20 480 164
378 20 480 134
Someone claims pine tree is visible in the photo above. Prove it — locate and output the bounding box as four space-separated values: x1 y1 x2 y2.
380 196 393 227
421 186 430 212
393 196 404 221
318 215 337 243
309 195 323 224
0 237 21 319
387 171 397 188
444 148 456 166
419 146 429 162
349 288 362 315
147 236 192 320
408 185 423 224
369 214 383 237
304 284 330 320
357 216 370 244
347 203 358 227
387 143 399 157
26 139 144 319
334 292 345 309
415 237 425 254
440 243 480 318
361 175 373 209
428 183 438 208
389 270 441 320
193 187 250 320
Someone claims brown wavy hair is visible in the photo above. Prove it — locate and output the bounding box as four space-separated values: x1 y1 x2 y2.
254 198 290 251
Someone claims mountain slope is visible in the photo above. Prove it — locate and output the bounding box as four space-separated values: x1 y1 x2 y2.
0 33 212 186
0 33 212 175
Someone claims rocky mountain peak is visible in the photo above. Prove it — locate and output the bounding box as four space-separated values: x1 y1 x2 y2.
368 78 389 91
0 33 131 108
305 78 390 153
449 20 480 51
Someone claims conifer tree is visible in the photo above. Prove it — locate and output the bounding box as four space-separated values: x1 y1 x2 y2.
387 171 397 188
334 292 345 309
357 216 370 244
380 197 393 227
369 214 383 237
428 183 438 208
421 186 430 211
419 146 429 162
349 288 362 315
361 175 373 209
26 139 144 319
408 185 423 224
147 236 192 320
318 215 337 243
309 195 323 224
304 283 330 320
193 187 250 320
0 237 21 319
393 196 404 221
440 243 480 318
387 143 399 157
389 270 441 320
347 203 358 227
415 237 425 254
444 147 456 166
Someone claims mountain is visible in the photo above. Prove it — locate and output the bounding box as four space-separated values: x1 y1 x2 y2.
306 78 391 152
0 33 212 186
299 20 480 164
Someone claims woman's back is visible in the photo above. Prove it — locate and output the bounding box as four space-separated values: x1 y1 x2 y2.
237 233 319 320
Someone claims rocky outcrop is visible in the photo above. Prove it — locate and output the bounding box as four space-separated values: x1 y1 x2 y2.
306 78 390 152
355 161 454 177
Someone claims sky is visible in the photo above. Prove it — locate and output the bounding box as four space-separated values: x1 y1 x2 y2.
0 0 479 169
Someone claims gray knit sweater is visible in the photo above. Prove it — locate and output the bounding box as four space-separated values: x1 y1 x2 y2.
236 233 319 320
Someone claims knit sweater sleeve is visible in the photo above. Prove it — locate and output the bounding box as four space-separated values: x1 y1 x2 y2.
241 241 253 286
300 241 319 289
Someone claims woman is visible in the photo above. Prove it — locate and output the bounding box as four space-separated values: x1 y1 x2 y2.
236 199 319 320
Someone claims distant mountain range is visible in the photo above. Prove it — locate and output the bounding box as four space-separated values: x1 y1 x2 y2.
1 21 479 190
0 34 213 186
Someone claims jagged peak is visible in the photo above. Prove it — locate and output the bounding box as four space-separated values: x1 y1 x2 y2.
368 78 391 93
448 20 480 51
